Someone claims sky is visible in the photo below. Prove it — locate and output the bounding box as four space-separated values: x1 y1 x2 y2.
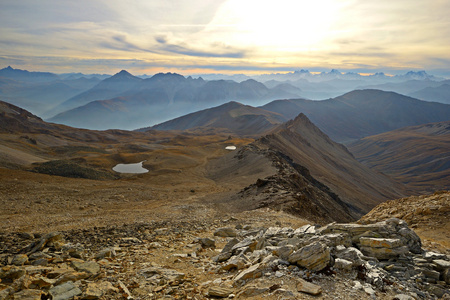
1 0 450 76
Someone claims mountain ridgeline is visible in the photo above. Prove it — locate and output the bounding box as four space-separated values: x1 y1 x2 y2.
142 101 288 136
207 113 406 222
261 89 450 143
146 89 450 143
2 66 450 132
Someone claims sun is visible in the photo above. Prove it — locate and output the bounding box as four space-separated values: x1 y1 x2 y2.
206 0 344 52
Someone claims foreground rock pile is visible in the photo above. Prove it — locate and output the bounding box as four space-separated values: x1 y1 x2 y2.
0 218 449 299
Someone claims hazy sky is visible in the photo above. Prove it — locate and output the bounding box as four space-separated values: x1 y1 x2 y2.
1 0 449 75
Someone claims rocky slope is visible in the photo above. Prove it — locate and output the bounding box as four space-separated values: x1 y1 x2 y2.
360 191 450 255
1 213 449 299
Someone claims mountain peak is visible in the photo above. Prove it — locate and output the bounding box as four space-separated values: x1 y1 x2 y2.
117 69 131 74
398 70 438 81
113 70 133 77
152 72 184 78
105 70 140 82
281 113 328 139
294 69 311 74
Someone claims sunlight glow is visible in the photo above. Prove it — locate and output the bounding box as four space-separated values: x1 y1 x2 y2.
206 0 343 51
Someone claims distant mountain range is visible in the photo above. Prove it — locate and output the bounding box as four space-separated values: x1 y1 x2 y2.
1 66 449 131
146 89 450 143
0 67 100 117
199 69 446 100
47 71 302 130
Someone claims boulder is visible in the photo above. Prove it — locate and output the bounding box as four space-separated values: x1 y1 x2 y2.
233 263 263 285
70 260 100 274
272 244 294 261
236 286 268 297
212 252 232 263
198 237 215 248
207 286 234 298
94 247 116 260
433 259 450 271
359 238 409 259
83 281 118 299
335 247 365 266
288 241 330 271
54 271 89 286
231 237 257 254
221 238 239 254
26 232 64 254
296 278 322 295
12 289 42 300
140 267 185 282
11 255 28 266
334 258 353 271
31 276 56 288
214 228 237 237
444 268 450 285
222 255 248 271
397 227 422 254
48 281 82 300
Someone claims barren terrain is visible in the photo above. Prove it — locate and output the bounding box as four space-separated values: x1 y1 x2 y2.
0 100 449 299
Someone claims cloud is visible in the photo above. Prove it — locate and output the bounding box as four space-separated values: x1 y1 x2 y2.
99 35 156 53
1 0 450 74
155 38 246 58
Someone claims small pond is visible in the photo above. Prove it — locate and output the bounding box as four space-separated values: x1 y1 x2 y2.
112 161 148 174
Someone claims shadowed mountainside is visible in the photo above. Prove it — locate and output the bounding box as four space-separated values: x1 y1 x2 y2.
348 121 450 194
261 89 450 143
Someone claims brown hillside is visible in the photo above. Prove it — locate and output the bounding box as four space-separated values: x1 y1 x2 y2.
147 101 287 136
348 121 450 194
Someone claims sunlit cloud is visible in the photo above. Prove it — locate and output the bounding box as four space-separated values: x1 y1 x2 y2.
0 0 449 75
